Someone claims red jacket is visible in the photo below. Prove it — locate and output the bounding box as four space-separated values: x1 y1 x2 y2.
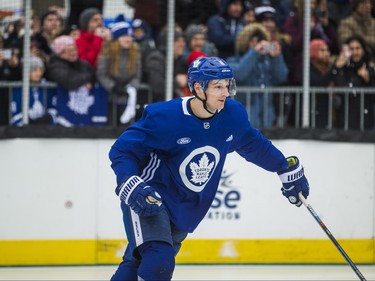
75 30 104 69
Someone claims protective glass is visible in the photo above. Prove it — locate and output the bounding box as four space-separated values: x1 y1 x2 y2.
228 78 236 96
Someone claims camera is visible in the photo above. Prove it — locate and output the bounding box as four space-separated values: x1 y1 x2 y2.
0 49 12 60
264 43 275 53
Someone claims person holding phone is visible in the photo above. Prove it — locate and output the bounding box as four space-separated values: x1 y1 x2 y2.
226 23 288 128
330 35 375 129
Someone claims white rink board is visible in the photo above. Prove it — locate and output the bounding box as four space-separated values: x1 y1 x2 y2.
0 138 374 240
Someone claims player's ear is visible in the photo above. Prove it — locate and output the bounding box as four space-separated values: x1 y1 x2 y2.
193 82 203 96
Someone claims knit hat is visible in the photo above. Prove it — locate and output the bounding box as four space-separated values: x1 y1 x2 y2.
187 51 207 66
310 39 327 61
114 13 126 23
132 18 146 30
131 18 151 41
255 6 276 22
184 24 205 44
51 35 75 55
79 8 101 31
110 21 132 39
29 55 45 71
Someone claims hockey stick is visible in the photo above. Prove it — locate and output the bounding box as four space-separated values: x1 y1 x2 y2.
298 193 367 281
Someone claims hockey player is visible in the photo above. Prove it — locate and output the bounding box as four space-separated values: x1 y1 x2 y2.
109 57 309 281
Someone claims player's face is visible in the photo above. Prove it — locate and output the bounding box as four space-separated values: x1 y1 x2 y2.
205 79 230 111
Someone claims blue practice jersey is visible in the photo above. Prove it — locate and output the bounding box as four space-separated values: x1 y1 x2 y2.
109 97 288 233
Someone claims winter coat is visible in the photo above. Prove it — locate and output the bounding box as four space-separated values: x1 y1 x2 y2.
282 12 338 85
309 63 337 128
206 0 246 59
228 49 288 87
330 58 375 129
227 24 288 87
145 49 186 102
46 55 95 91
75 30 104 68
135 38 155 83
145 30 187 102
96 44 141 94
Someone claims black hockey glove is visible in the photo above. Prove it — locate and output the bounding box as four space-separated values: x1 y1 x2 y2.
277 156 309 207
117 176 165 216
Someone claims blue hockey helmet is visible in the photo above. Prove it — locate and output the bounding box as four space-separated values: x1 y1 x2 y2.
188 57 236 96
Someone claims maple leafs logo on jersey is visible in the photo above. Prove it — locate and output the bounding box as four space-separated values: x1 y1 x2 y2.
189 153 215 184
180 146 220 192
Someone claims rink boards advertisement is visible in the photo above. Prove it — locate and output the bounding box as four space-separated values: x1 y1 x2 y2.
0 139 374 265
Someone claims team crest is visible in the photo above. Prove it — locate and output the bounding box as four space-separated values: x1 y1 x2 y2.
189 153 214 184
179 146 220 192
67 86 94 114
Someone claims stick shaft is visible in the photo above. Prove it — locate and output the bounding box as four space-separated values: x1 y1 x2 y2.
298 193 367 281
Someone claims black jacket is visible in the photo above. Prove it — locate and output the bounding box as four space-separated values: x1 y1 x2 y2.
46 55 95 91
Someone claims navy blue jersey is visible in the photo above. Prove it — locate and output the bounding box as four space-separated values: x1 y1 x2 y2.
109 97 287 232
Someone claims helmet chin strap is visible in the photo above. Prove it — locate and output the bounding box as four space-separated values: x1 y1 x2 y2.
194 91 216 116
202 100 217 115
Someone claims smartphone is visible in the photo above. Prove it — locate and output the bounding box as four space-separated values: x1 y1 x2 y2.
343 44 350 58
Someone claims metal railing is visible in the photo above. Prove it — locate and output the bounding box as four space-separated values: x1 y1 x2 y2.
0 81 153 127
108 83 153 127
1 82 374 131
0 81 57 125
235 86 375 131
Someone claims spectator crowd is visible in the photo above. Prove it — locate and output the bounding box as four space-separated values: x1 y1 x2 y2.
0 0 375 130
